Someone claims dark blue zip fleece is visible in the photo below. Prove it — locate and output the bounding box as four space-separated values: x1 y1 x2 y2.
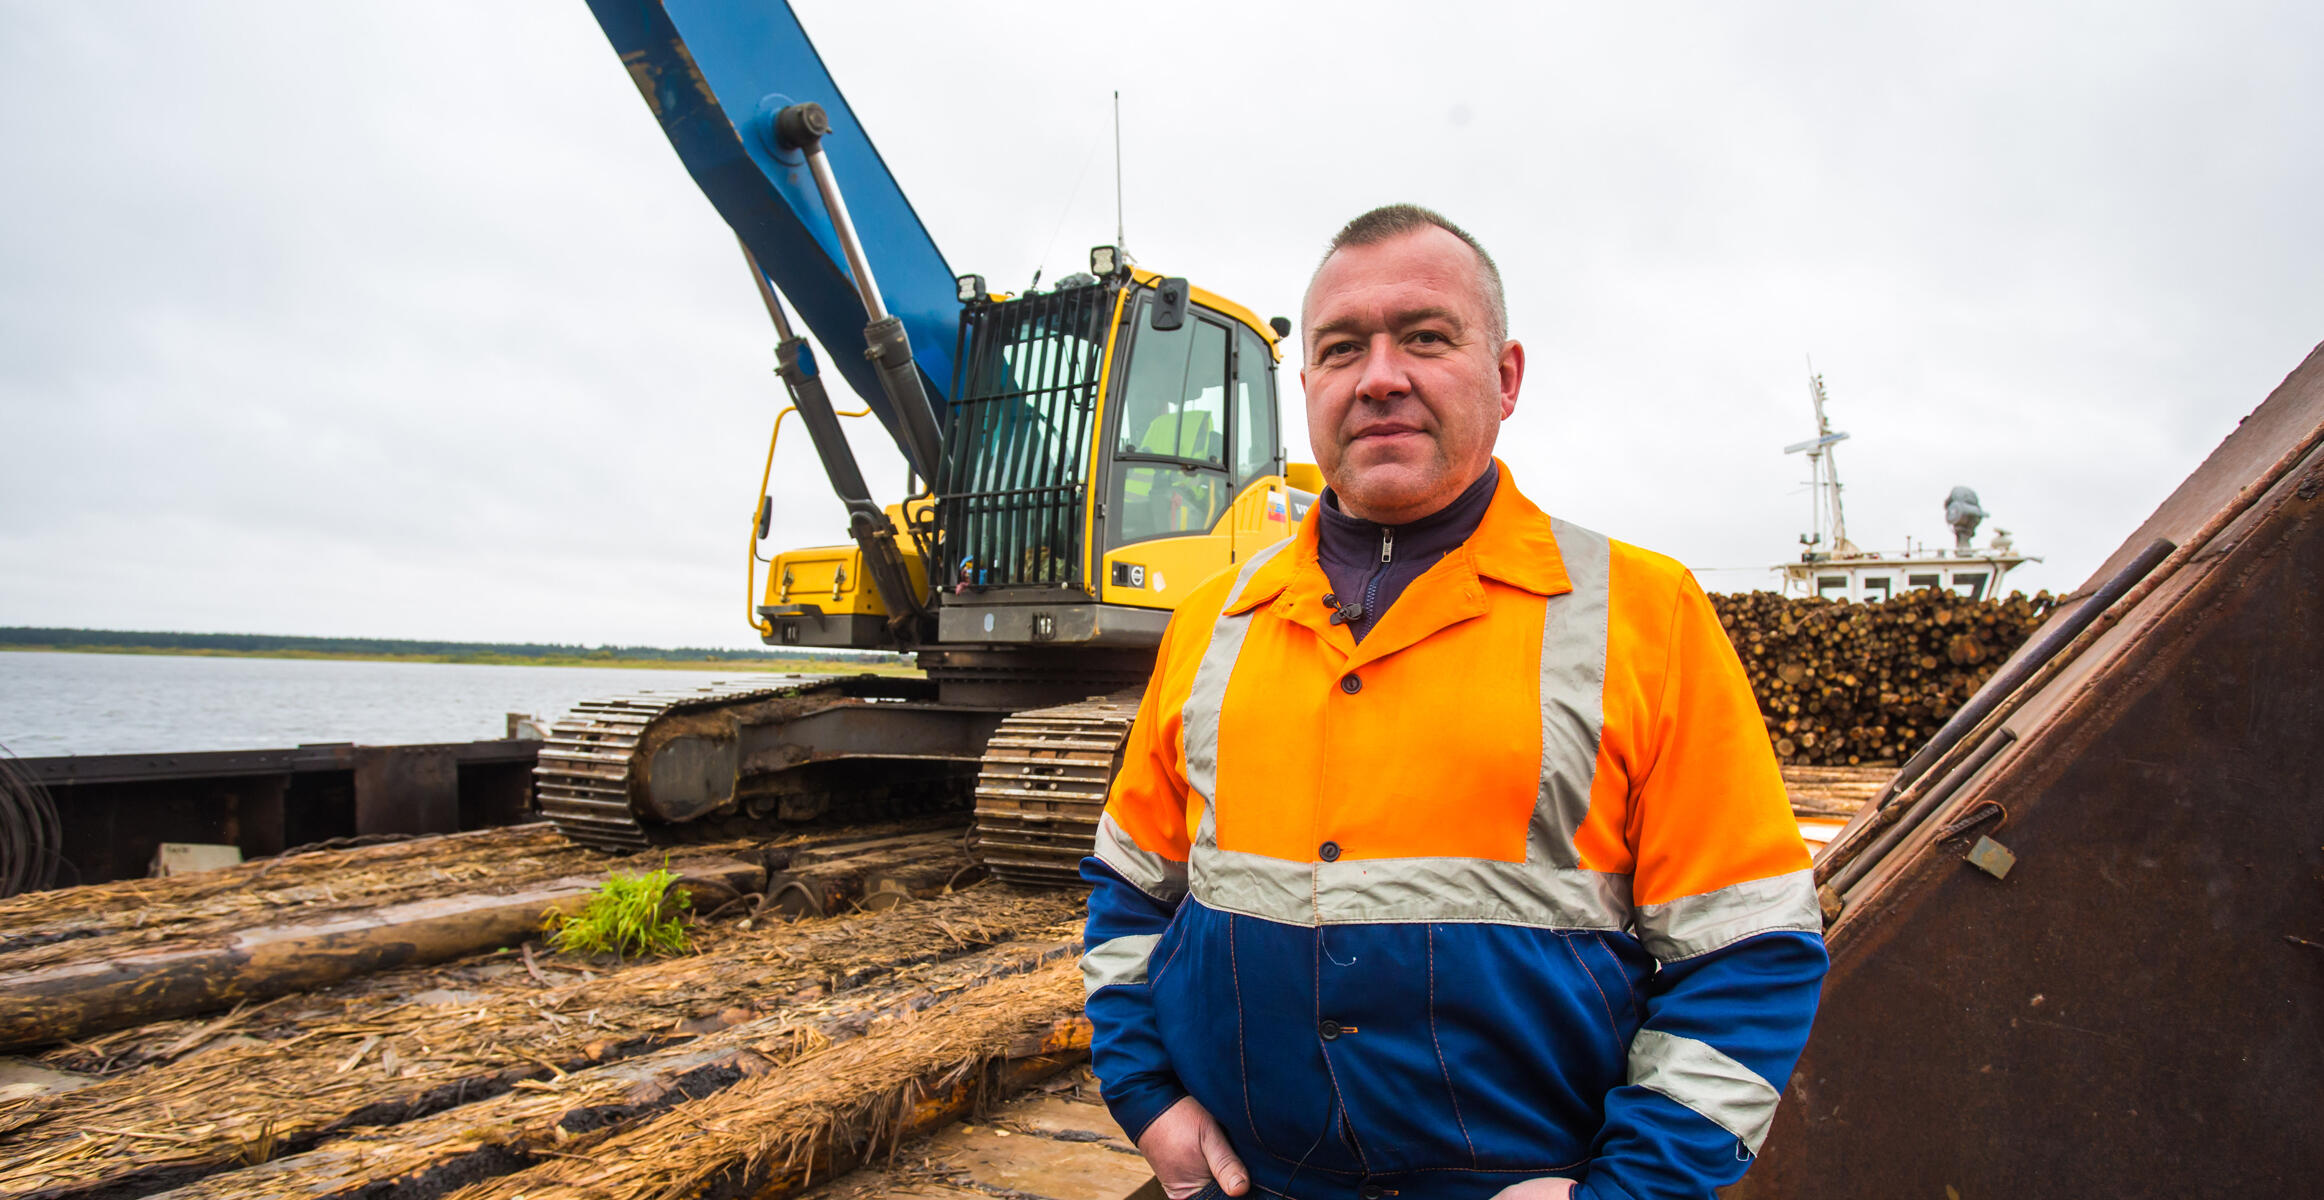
1315 465 1500 642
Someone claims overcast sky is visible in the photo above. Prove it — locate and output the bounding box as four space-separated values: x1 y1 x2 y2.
3 1 2318 649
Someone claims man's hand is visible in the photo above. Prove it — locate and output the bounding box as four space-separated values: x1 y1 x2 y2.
1489 1180 1577 1199
1134 1096 1248 1199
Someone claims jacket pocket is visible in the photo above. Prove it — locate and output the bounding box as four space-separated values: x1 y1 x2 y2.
1151 904 1320 1164
1413 924 1629 1173
1145 900 1194 990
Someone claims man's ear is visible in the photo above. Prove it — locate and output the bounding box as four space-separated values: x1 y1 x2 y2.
1497 339 1525 419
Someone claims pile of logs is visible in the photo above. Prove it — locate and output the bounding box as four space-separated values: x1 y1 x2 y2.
0 820 1088 1200
0 821 993 1054
1711 588 2057 766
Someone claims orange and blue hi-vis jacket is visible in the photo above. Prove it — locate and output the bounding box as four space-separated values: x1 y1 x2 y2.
1081 462 1827 1200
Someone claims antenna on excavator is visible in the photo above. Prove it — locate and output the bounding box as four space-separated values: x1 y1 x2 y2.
1028 95 1115 292
1113 90 1128 262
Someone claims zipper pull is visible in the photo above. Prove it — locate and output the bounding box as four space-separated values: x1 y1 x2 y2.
1381 527 1395 564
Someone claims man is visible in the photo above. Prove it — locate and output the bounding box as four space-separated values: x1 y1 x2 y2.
1081 205 1826 1200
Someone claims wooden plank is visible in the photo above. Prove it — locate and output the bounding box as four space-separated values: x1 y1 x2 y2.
0 1057 94 1102
796 1069 1154 1200
998 1093 1138 1152
917 1123 1154 1200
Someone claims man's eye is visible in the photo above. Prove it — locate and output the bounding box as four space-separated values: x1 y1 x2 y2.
1412 330 1448 346
1320 341 1358 360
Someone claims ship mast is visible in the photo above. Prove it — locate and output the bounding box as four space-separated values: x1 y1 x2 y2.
1785 364 1859 560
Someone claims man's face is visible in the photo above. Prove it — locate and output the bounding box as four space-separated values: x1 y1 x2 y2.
1300 227 1524 525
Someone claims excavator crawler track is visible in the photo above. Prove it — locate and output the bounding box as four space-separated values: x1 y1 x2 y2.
969 691 1142 887
533 676 839 852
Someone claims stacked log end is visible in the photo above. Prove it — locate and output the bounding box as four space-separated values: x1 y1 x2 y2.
1710 588 2056 767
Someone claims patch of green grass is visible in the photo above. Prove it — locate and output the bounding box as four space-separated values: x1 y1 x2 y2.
542 865 693 959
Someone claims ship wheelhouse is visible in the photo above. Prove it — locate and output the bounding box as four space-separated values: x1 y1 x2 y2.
1779 552 2032 604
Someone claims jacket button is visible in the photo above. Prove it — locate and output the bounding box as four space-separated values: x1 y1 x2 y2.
1340 673 1362 694
1359 1185 1385 1200
1319 840 1341 862
1320 1019 1342 1040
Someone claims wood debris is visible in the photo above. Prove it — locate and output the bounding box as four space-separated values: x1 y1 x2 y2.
136 949 1082 1200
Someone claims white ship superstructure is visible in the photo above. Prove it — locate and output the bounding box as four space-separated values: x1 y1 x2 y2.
1777 370 2037 602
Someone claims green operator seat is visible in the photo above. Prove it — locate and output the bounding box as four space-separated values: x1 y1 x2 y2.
1139 408 1212 458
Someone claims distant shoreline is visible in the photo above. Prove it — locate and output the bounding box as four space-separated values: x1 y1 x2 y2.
0 644 920 676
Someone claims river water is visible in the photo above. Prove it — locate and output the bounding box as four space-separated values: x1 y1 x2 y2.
0 652 814 757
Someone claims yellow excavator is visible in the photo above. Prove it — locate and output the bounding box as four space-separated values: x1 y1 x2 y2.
535 1 1317 883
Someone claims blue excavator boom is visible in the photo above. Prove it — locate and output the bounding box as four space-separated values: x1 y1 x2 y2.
587 0 962 467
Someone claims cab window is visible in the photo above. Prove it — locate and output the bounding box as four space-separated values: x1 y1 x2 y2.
1116 467 1228 543
1117 316 1227 467
1113 307 1233 545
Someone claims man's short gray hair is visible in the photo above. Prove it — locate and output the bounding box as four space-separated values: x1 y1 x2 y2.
1308 204 1508 346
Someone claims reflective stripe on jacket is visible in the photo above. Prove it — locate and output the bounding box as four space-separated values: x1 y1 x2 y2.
1081 461 1827 1200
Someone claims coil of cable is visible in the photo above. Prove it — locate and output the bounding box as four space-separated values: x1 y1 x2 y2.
0 744 66 896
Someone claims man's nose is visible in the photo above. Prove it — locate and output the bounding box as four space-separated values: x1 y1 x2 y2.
1353 334 1410 404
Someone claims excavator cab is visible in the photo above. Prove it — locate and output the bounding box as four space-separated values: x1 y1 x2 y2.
935 259 1293 616
762 254 1313 675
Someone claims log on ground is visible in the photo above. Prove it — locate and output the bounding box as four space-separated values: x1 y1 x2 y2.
1779 765 1893 817
0 856 766 1052
0 817 962 980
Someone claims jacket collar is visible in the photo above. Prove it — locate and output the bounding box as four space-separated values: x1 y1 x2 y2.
1314 462 1499 573
1225 458 1573 617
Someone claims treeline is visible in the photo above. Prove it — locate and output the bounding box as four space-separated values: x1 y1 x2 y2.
0 627 901 665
